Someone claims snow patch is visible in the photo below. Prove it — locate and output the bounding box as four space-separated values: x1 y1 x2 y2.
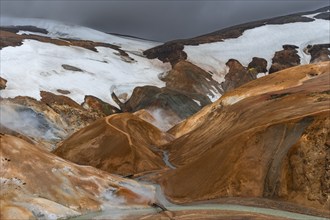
222 95 246 106
256 72 267 78
193 99 201 106
0 40 170 107
302 10 330 19
207 92 221 102
184 19 330 84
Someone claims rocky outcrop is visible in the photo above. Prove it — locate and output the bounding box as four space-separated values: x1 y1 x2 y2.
40 91 103 134
143 42 187 66
221 59 254 92
82 95 121 115
40 91 83 110
270 115 330 207
124 86 201 120
0 76 7 90
108 61 219 129
0 93 107 150
0 134 156 220
162 61 221 104
305 44 330 63
160 62 330 213
1 25 48 34
54 113 173 176
247 57 268 74
314 12 330 20
0 97 68 150
269 45 301 73
61 64 84 72
220 58 267 93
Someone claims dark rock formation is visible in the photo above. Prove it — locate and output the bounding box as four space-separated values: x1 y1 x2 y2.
40 91 83 110
162 61 220 105
144 42 187 66
0 25 49 34
305 44 330 63
314 12 330 20
124 86 201 120
56 89 71 95
247 57 268 74
0 30 24 49
269 45 300 73
0 76 7 90
62 64 83 72
221 59 255 92
82 95 121 115
220 57 268 93
40 91 103 133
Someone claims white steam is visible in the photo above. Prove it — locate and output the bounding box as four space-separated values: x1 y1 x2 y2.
146 109 181 131
0 104 65 140
119 181 156 202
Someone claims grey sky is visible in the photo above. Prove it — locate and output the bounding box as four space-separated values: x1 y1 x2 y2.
1 0 329 41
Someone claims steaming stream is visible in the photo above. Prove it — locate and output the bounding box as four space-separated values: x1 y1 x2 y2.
69 184 327 220
69 146 326 220
151 146 176 169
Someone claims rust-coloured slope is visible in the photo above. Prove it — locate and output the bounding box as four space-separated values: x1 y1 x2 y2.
54 113 173 176
159 62 330 212
0 134 156 219
169 62 330 138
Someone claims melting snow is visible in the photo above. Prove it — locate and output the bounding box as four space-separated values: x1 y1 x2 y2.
0 17 161 52
184 19 330 84
302 10 330 19
256 72 267 78
0 39 170 107
193 99 201 106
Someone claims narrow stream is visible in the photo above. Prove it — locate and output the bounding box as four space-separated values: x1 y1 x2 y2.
151 146 176 169
161 150 176 169
69 184 328 220
68 147 327 220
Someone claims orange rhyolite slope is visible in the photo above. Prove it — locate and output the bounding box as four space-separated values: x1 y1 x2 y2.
0 134 156 220
54 113 173 176
160 62 330 212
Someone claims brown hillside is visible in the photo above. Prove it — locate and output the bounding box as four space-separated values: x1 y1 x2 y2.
54 113 173 176
159 62 330 212
0 134 156 220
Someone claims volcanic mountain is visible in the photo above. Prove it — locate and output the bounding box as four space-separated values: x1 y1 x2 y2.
1 6 330 220
1 6 329 130
160 62 330 213
52 61 330 217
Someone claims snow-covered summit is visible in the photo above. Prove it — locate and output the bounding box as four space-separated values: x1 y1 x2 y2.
0 17 171 107
184 18 329 79
0 17 160 51
144 6 330 87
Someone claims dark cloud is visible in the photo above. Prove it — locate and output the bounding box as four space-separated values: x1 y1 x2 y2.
0 0 329 41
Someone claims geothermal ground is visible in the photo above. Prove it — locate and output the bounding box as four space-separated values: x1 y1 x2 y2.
1 6 330 220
